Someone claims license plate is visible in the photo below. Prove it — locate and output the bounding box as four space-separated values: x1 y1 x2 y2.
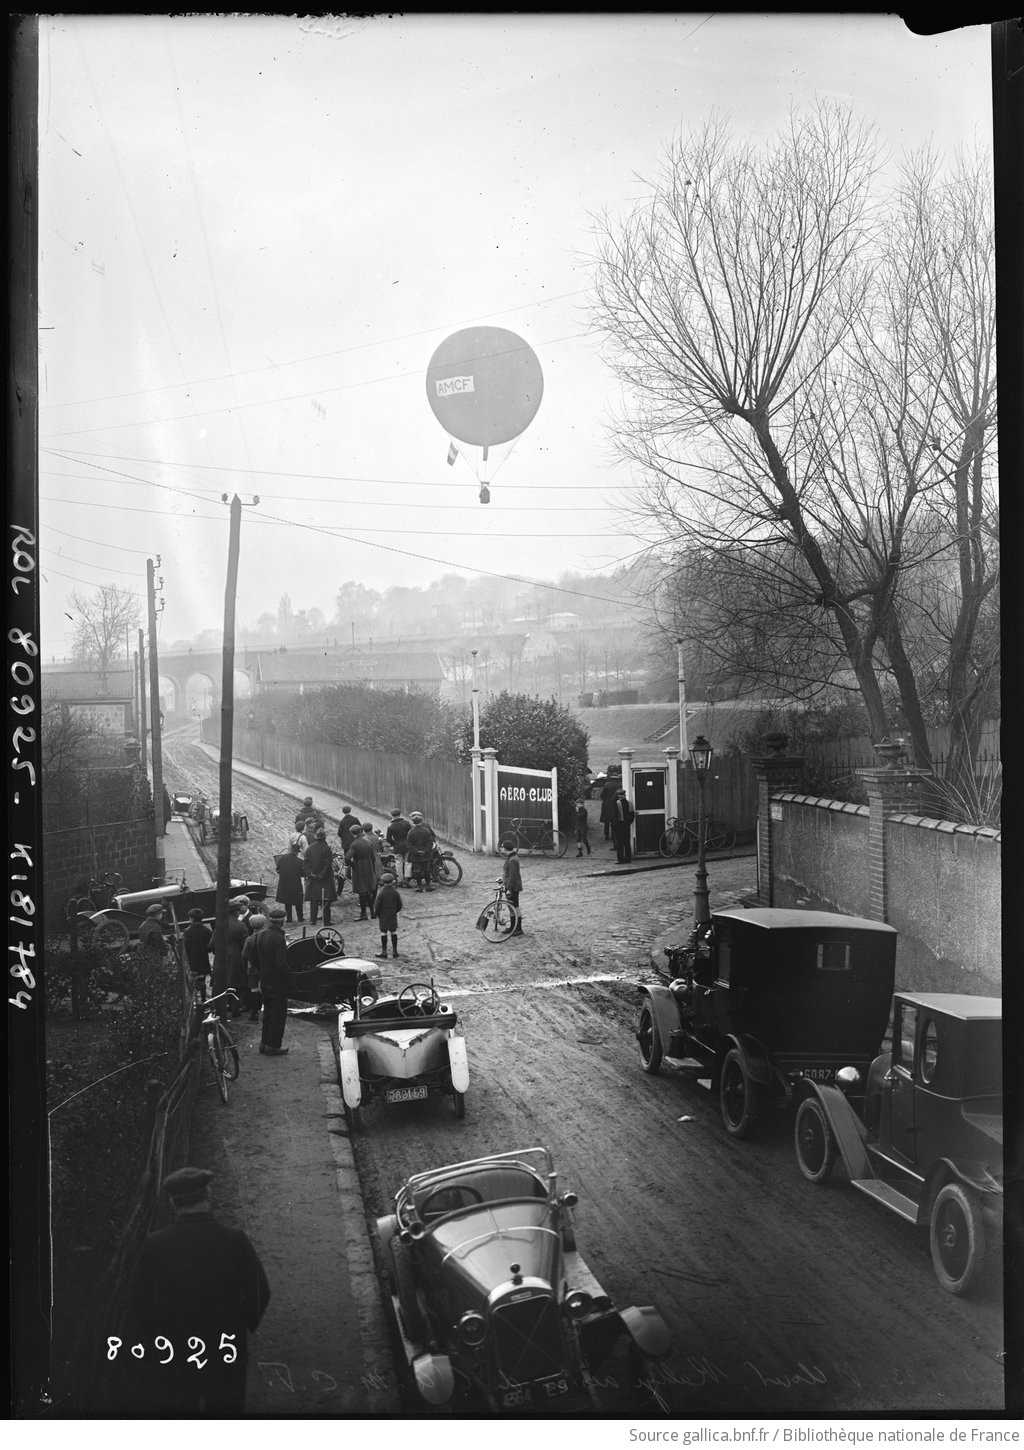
385 1085 428 1103
500 1376 570 1408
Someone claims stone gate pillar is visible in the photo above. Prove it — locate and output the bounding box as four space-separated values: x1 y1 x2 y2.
751 733 805 905
857 742 930 923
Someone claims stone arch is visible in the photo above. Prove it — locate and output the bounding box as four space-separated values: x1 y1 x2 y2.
234 669 252 700
157 675 178 715
184 671 217 718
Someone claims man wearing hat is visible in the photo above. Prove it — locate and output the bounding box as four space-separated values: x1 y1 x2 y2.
385 808 412 883
138 903 169 962
405 812 436 893
182 906 213 999
337 804 362 853
611 788 635 864
304 827 339 927
128 1166 270 1413
254 905 292 1055
294 795 324 834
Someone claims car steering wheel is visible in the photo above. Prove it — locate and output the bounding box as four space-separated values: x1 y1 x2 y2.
398 982 440 1017
315 926 345 957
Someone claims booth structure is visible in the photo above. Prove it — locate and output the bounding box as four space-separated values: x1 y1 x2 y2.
616 747 680 856
471 746 558 854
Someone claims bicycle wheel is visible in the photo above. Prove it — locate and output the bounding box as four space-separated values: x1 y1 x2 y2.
704 819 734 852
207 1029 230 1104
218 1022 240 1080
479 900 519 943
497 831 519 854
659 827 686 858
432 854 463 886
539 829 568 859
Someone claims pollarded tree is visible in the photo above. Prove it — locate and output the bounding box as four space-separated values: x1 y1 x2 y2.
68 584 141 672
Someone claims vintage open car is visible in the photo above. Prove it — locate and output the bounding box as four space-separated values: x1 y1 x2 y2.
169 788 194 816
377 1147 672 1413
637 907 898 1138
284 925 382 1010
793 991 1003 1296
337 978 468 1131
76 878 268 951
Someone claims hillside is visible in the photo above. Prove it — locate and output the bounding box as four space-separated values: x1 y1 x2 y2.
575 701 774 770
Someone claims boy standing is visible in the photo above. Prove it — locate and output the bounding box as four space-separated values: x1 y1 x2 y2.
182 906 213 999
574 799 591 857
502 846 524 936
373 871 403 958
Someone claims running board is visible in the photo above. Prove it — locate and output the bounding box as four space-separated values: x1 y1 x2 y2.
851 1179 919 1223
664 1055 705 1071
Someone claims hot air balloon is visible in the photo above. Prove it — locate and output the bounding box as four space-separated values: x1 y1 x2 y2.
426 326 543 503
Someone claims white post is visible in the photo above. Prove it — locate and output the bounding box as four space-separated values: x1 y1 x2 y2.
482 747 499 854
550 766 558 836
618 746 635 855
471 748 483 852
676 637 689 758
664 746 680 825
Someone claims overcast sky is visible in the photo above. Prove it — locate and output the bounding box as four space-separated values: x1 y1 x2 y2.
38 13 992 659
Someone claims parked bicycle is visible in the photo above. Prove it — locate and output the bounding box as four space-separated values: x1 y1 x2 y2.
475 879 521 943
197 988 241 1104
497 816 568 859
430 843 464 886
659 816 737 858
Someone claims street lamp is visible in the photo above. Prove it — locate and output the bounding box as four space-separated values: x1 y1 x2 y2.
689 734 714 927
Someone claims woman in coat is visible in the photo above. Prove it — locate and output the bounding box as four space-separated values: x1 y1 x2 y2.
345 828 380 921
274 841 305 924
303 828 339 927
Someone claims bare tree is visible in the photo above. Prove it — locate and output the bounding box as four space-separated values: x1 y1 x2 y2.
68 584 141 673
41 702 96 829
590 107 997 784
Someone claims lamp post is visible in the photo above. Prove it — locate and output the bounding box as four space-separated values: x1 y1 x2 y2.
689 734 713 927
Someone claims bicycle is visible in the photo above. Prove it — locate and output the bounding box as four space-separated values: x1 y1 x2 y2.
430 844 464 886
65 872 132 952
497 816 569 859
658 816 737 858
197 988 241 1104
475 879 521 943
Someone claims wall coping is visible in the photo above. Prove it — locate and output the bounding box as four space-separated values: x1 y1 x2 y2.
887 813 1001 841
772 791 869 817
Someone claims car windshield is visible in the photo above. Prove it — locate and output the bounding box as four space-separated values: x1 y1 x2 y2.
415 1165 547 1222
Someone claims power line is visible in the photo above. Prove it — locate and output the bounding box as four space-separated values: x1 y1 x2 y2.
39 330 587 441
40 288 587 412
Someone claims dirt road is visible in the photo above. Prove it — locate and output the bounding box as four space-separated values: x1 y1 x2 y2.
163 732 1005 1418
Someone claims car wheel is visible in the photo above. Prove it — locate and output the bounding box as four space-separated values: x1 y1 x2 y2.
719 1048 760 1139
452 1088 466 1120
930 1182 986 1295
794 1097 837 1184
343 1100 363 1134
94 918 131 953
389 1239 427 1344
637 1002 663 1075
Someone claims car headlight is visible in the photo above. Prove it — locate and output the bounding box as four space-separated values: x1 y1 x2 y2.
565 1290 592 1319
836 1066 861 1093
458 1311 487 1347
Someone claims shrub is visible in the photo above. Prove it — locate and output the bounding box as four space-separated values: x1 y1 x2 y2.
454 691 591 817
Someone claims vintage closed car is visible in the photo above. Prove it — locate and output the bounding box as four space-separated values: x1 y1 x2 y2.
338 979 469 1131
79 878 268 951
377 1147 672 1412
793 992 1003 1295
637 908 898 1137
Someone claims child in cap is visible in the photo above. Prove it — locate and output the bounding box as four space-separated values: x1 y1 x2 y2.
502 845 524 936
373 872 403 959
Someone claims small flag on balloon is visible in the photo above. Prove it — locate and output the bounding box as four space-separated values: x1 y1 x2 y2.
446 442 459 466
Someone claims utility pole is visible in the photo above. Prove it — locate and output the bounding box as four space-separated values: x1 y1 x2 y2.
213 494 258 983
676 637 689 758
147 557 165 881
137 627 148 773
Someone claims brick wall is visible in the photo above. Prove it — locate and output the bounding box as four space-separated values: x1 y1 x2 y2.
768 793 1000 995
43 818 157 934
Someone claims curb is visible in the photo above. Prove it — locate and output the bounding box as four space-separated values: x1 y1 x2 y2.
316 1040 402 1414
585 848 755 879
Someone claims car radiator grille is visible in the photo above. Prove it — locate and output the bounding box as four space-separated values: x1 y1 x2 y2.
491 1294 566 1384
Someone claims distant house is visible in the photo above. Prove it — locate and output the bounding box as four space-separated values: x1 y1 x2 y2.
247 648 444 699
41 668 137 736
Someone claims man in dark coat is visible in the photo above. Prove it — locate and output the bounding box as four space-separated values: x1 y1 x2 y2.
611 789 635 864
599 775 619 841
182 906 213 999
274 840 305 923
385 809 412 883
337 805 362 853
304 828 338 926
138 903 169 963
255 905 292 1054
294 795 324 833
345 827 380 920
405 812 436 892
128 1166 270 1414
